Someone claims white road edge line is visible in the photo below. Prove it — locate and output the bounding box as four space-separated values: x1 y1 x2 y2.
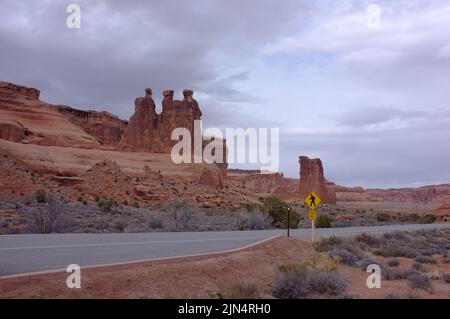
0 236 277 251
0 234 282 280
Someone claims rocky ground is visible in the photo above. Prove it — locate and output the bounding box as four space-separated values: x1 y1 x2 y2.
1 229 449 299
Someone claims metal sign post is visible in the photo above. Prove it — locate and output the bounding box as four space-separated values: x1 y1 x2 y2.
287 207 291 237
305 192 320 243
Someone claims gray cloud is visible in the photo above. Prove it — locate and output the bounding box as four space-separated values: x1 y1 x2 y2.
336 106 427 127
0 0 449 188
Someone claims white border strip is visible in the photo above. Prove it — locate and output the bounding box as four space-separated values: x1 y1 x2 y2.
0 234 282 280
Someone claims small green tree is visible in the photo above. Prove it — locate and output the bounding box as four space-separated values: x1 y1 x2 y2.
262 197 299 229
35 189 47 204
315 214 332 228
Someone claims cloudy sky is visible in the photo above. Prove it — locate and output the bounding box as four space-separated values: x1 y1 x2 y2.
1 0 449 188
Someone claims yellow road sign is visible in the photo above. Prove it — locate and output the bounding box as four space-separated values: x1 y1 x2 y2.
308 210 317 221
304 191 321 209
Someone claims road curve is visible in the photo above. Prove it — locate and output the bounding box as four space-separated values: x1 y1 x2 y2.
1 223 449 277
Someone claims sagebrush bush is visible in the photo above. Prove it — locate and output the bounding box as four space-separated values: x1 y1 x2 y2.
355 233 382 248
386 258 400 267
383 268 416 280
307 271 347 296
246 210 271 230
383 231 408 241
408 273 432 291
376 213 390 222
147 215 164 229
420 214 436 224
414 255 437 264
374 244 419 258
273 271 309 299
411 261 426 272
442 273 450 283
228 282 260 299
359 257 384 272
328 249 360 266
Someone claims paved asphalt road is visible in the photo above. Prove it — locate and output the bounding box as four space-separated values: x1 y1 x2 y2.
1 223 450 277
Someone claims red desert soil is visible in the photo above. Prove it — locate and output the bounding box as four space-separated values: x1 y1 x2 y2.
1 237 449 299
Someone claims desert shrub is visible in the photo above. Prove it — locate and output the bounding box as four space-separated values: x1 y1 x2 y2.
442 273 450 283
411 262 426 272
414 255 437 264
355 233 382 248
408 273 432 291
374 244 419 258
359 257 384 272
383 268 416 280
383 231 408 241
314 236 343 252
301 253 338 272
227 282 260 299
97 199 114 213
32 193 66 233
133 202 139 208
314 236 364 260
315 215 332 228
384 293 401 299
420 214 436 224
113 218 127 232
167 200 194 230
386 258 400 267
407 213 420 222
307 271 347 296
262 197 298 229
328 249 359 266
243 202 259 213
147 215 164 229
376 213 390 222
273 271 309 299
246 209 272 230
35 189 47 204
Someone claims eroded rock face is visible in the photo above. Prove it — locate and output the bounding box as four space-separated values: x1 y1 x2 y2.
366 185 450 204
116 88 158 151
0 120 26 142
226 170 298 199
198 168 223 189
0 81 40 101
298 156 336 204
56 106 127 147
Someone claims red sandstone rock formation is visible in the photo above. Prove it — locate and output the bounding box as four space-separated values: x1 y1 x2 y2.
0 81 40 102
117 88 202 153
226 170 298 199
0 120 26 142
327 183 370 202
433 204 450 221
56 105 127 147
366 185 450 204
198 168 223 189
0 81 122 149
298 156 336 204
